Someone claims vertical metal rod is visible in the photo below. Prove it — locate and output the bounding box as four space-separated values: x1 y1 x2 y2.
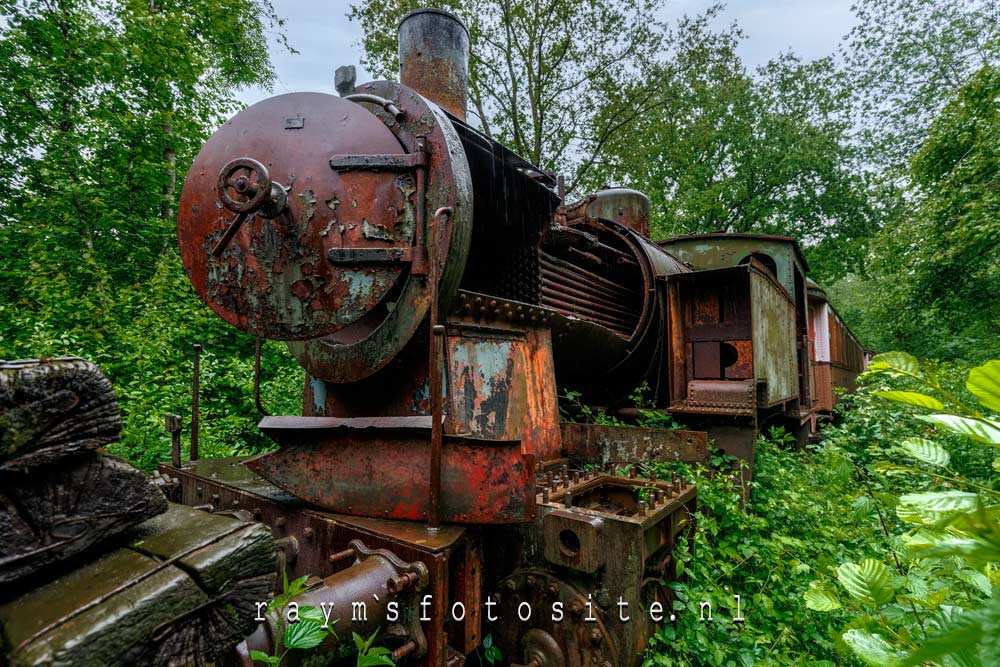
253 336 270 416
428 324 445 530
426 206 452 531
191 343 202 462
165 414 182 467
411 138 428 276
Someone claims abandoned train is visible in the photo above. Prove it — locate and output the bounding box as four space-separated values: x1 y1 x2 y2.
162 8 867 666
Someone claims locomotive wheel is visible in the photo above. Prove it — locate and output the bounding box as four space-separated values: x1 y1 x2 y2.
492 569 618 667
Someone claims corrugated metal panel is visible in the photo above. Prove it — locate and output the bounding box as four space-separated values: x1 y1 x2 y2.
813 303 831 362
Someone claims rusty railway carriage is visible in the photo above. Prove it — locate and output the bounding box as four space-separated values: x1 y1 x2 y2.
160 8 866 667
807 279 868 415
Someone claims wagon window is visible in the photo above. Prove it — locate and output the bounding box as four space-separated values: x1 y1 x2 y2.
739 252 778 278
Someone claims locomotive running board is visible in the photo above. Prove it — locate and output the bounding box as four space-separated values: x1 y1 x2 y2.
248 416 536 524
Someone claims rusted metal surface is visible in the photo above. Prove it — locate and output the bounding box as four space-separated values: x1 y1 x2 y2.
658 233 808 300
488 471 697 667
445 321 562 462
249 415 535 523
429 325 445 529
686 379 755 413
240 539 429 662
584 188 651 236
285 80 473 382
560 422 707 465
725 339 754 379
159 458 478 666
179 93 413 340
398 8 470 121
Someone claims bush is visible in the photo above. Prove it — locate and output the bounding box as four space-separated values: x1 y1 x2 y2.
0 248 304 470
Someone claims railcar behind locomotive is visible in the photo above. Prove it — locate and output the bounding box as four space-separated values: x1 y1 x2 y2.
158 8 866 666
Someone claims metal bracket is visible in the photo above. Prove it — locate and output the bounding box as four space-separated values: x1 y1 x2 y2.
326 247 413 264
328 151 427 171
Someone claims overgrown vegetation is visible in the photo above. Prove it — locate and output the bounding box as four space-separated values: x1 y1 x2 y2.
633 354 1000 666
0 0 304 469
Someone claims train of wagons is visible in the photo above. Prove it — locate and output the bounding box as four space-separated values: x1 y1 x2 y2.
161 8 869 667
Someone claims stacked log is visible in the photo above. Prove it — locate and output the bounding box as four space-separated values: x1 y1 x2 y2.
0 358 277 667
0 358 122 470
0 504 275 667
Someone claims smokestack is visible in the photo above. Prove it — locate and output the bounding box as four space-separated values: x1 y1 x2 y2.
398 8 469 121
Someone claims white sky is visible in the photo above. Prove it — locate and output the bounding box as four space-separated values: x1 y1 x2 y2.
236 0 858 106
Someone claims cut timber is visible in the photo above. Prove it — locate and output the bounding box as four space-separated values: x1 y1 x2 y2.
0 358 120 471
0 503 276 667
0 454 168 585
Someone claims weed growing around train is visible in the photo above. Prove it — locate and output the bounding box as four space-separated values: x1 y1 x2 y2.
639 355 999 667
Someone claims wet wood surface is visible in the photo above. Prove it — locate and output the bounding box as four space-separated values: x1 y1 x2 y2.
0 504 276 667
0 358 120 471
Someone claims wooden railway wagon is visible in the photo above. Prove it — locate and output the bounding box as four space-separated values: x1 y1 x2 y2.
807 279 868 415
656 233 867 462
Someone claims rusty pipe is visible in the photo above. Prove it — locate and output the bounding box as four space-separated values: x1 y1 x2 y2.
239 549 424 663
540 263 636 302
398 8 469 120
540 253 634 294
539 284 639 322
428 324 445 530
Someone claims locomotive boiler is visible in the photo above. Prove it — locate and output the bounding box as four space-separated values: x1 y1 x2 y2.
167 8 704 667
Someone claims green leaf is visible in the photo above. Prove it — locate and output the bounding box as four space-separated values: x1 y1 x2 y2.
918 414 1000 447
841 629 905 667
837 559 894 606
852 495 877 518
284 621 327 651
804 583 842 611
358 656 394 667
956 569 992 597
897 596 997 667
249 650 280 666
298 605 326 625
898 437 950 467
873 390 944 410
898 490 980 520
967 360 1000 413
866 351 920 376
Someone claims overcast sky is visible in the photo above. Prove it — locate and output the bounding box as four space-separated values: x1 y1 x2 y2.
236 0 858 105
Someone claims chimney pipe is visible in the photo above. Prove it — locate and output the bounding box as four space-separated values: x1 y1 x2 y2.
398 8 469 121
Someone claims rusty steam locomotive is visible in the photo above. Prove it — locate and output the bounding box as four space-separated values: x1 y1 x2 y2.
159 8 867 666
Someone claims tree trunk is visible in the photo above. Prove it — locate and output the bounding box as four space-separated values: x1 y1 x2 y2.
0 504 276 667
0 453 168 586
0 358 120 471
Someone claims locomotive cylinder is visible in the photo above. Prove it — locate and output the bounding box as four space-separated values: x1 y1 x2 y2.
398 8 469 120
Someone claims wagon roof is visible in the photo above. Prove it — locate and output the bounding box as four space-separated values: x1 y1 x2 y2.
656 233 809 273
